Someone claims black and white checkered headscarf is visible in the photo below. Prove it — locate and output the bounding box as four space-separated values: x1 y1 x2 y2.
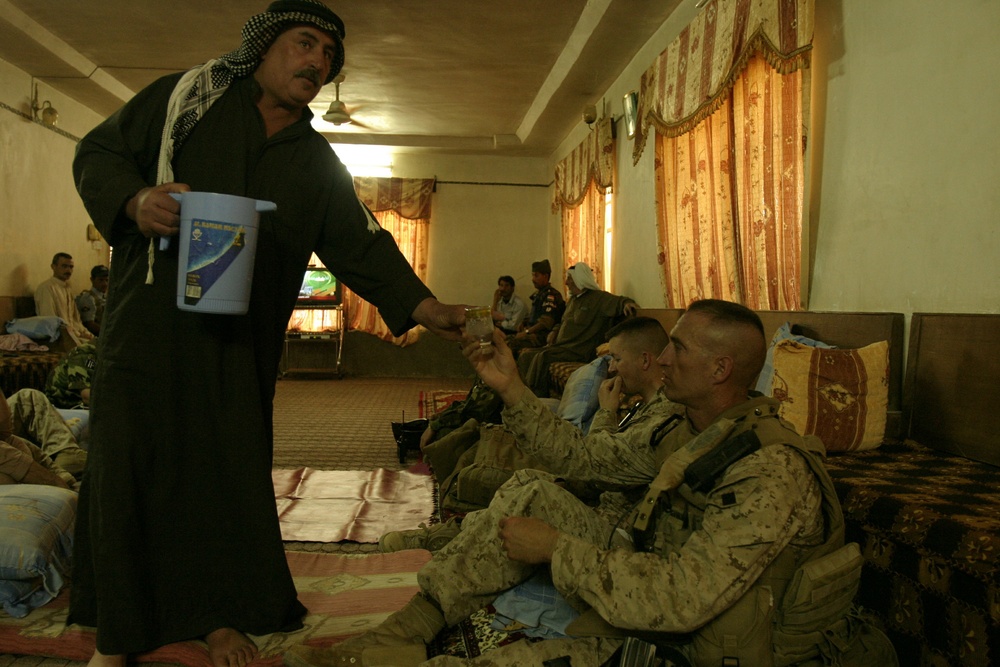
147 0 345 282
158 0 345 182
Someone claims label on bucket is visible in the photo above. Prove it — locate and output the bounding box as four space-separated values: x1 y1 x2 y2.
183 218 247 306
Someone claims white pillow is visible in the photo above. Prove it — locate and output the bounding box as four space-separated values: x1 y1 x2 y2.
557 355 610 434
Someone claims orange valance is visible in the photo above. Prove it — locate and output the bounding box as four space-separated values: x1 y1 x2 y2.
633 0 814 163
553 116 614 210
353 177 435 220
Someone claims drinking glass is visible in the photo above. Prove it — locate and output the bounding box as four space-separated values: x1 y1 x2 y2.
464 306 494 349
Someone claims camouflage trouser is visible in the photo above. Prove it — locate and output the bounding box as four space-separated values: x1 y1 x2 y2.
419 470 624 667
6 389 87 477
423 635 619 667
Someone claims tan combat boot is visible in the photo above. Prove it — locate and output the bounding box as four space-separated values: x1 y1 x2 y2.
283 593 446 667
378 517 461 553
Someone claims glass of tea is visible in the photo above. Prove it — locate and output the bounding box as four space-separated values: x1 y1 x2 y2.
464 306 494 349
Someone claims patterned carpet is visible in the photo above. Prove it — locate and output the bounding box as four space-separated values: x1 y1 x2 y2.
420 389 469 419
0 377 473 667
0 551 431 667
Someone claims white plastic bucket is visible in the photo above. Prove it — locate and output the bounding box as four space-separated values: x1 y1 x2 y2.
165 192 277 315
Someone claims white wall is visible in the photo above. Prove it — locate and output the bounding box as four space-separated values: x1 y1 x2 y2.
808 0 1000 316
553 0 1000 318
392 153 552 307
0 59 108 298
4 0 999 322
549 1 703 310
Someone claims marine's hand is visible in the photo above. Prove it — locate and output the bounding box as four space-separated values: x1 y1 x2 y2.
463 328 526 406
126 182 190 240
499 516 558 564
623 302 638 318
598 375 623 412
411 298 467 342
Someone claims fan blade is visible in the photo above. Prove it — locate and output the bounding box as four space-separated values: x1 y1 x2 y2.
347 116 379 131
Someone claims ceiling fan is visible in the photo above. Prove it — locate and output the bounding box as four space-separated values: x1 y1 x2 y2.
322 74 375 129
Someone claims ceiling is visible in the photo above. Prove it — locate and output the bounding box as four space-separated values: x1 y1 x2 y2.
0 0 683 157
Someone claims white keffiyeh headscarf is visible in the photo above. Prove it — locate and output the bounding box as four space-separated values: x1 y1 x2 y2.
146 0 346 282
566 262 601 294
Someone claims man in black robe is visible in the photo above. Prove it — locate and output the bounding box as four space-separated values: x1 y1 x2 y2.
70 2 467 666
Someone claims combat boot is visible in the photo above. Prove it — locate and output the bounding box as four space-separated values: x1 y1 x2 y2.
283 593 446 667
378 517 461 553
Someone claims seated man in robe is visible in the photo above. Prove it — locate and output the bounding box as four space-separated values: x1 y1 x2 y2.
518 262 637 397
34 252 95 345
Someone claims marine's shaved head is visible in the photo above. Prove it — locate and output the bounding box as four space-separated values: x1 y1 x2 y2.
683 300 767 390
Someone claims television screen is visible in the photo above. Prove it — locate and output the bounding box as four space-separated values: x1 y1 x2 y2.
296 268 341 307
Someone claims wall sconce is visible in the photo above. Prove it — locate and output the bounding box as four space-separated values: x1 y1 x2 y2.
582 104 597 126
622 91 638 139
31 83 59 127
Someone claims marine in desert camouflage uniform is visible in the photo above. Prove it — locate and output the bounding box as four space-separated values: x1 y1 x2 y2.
44 341 97 409
2 387 86 481
285 300 889 667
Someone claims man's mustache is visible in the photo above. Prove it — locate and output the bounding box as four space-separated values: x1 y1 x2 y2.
294 69 321 85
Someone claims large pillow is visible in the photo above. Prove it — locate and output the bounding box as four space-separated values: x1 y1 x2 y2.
770 339 889 452
755 322 834 395
557 355 610 434
4 316 64 342
0 485 76 618
56 408 91 449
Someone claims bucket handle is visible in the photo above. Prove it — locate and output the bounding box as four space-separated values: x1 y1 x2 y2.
157 194 277 250
157 193 184 251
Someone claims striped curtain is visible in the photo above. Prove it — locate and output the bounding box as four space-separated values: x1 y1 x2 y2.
554 116 614 287
346 177 434 346
637 0 813 309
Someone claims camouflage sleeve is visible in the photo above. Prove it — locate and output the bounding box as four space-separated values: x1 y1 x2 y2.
501 392 666 486
587 407 619 434
44 348 96 409
0 440 36 482
549 445 823 633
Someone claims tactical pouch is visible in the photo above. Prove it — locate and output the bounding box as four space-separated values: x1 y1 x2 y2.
447 465 514 510
689 585 775 667
422 417 481 484
772 542 865 666
438 423 552 512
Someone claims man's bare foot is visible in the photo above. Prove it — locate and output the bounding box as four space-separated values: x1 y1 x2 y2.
206 627 258 667
86 649 126 667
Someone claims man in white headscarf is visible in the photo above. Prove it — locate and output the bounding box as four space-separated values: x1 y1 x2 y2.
70 2 468 666
517 262 638 397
